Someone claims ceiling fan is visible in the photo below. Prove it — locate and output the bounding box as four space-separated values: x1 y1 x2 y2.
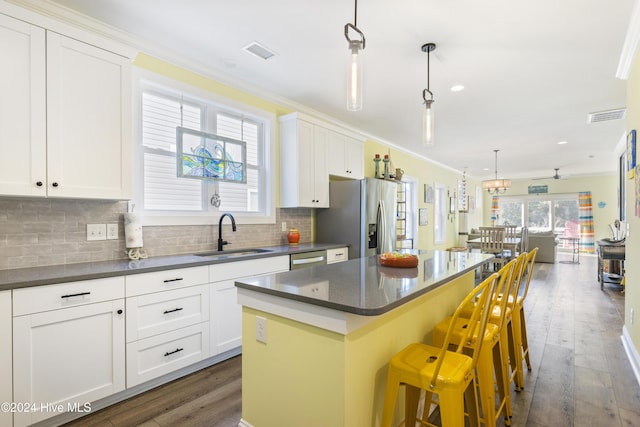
533 168 568 180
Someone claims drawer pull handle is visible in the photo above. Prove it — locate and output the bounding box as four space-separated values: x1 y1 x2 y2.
164 347 184 357
163 278 184 283
163 307 184 314
61 292 90 299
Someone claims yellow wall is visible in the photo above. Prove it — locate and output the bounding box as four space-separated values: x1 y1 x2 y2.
625 51 640 354
480 175 619 240
241 272 475 427
363 141 481 250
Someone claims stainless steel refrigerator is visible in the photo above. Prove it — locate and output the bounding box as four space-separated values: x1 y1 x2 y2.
316 178 397 259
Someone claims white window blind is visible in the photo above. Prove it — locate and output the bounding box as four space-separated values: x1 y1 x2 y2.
142 91 203 211
217 113 261 212
139 86 267 215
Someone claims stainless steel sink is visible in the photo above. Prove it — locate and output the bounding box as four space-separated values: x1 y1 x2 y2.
194 248 273 259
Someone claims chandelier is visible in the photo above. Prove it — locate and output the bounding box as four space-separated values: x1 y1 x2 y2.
482 149 511 194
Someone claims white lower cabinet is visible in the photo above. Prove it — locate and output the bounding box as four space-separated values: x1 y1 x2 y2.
327 247 349 264
125 267 210 387
1 291 12 427
12 278 125 427
210 256 289 354
126 284 210 342
126 323 210 387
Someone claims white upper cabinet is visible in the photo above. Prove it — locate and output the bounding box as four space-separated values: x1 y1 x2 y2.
327 130 364 180
0 14 46 197
0 13 132 200
47 32 131 199
280 112 366 208
279 113 329 208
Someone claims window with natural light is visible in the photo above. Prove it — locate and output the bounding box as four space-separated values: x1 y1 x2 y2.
135 75 275 225
497 194 579 250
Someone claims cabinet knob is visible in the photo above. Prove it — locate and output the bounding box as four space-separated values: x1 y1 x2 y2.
52 182 59 188
36 181 43 187
117 309 123 315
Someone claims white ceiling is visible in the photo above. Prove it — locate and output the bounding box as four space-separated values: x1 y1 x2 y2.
40 0 634 181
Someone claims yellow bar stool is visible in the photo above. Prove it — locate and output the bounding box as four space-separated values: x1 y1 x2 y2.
511 248 538 375
380 273 498 427
496 249 536 391
432 256 522 427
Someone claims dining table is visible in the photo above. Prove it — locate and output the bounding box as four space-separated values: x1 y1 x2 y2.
466 237 521 255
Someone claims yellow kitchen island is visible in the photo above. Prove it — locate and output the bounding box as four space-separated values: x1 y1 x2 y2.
235 250 492 427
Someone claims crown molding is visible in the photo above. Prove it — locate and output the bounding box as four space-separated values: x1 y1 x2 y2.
616 0 640 79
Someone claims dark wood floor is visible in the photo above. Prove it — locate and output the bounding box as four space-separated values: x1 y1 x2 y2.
64 252 640 427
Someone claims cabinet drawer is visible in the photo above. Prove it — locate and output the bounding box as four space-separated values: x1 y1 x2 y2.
13 277 124 316
126 266 208 297
126 323 210 387
210 255 289 282
126 284 210 342
327 247 348 264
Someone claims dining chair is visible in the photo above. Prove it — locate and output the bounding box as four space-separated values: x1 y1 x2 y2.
501 225 518 239
518 226 529 255
479 227 506 273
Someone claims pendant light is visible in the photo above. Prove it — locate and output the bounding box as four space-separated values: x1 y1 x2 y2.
344 0 365 111
421 43 436 146
482 149 511 194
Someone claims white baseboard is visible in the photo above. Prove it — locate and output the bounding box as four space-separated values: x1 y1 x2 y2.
238 419 255 427
621 326 640 388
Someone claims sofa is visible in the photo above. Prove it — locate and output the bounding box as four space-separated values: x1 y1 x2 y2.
526 232 557 263
467 228 557 263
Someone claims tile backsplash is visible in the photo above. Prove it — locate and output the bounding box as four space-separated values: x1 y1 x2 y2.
0 198 312 270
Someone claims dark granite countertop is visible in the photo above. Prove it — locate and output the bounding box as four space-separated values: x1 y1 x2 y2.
0 243 346 291
235 250 493 316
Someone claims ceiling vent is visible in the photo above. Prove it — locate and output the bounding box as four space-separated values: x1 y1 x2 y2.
587 108 626 123
243 41 277 60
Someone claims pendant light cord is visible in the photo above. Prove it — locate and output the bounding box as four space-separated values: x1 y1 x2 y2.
353 0 358 27
427 47 430 93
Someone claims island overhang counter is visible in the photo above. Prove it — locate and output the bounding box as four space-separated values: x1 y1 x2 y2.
235 250 492 427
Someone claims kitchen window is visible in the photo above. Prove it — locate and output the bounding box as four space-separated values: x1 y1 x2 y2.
133 72 275 225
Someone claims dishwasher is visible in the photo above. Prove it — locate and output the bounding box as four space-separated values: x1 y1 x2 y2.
290 250 327 270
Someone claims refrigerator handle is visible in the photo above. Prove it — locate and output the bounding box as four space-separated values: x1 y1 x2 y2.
378 200 386 254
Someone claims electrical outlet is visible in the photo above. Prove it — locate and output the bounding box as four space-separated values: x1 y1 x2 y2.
87 224 106 241
256 316 267 343
281 222 287 232
106 223 118 240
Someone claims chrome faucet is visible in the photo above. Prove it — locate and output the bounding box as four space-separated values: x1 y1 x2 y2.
217 213 237 251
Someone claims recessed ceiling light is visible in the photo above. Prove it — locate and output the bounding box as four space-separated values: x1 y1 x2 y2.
557 140 568 145
221 58 237 69
450 85 464 92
